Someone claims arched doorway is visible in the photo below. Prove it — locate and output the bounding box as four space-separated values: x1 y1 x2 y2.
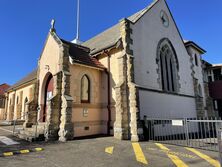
42 74 54 122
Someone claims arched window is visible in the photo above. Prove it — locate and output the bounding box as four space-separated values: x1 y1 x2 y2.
81 75 90 103
157 39 178 93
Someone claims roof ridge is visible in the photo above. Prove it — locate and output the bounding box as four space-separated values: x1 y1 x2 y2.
7 69 37 91
128 0 159 23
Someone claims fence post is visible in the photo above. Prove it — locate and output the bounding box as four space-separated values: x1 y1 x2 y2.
35 107 40 141
184 118 189 146
13 119 16 135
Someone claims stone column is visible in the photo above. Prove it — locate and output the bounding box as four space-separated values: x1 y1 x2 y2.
114 82 130 140
120 18 142 141
4 95 8 120
23 82 38 128
58 44 74 142
58 71 74 141
193 79 204 117
203 82 215 117
17 91 23 119
44 72 61 140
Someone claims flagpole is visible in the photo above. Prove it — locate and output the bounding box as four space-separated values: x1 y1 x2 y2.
76 0 80 40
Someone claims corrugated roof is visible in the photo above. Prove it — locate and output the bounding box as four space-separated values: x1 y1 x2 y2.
7 69 37 91
82 0 159 55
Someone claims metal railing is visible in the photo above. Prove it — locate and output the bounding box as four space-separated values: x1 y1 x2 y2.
143 117 222 151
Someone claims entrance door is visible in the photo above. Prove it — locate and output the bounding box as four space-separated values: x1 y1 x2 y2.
43 75 54 122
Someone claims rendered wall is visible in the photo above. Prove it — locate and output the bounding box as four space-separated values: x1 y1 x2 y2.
187 47 207 107
97 49 122 134
131 0 197 118
6 84 34 121
131 0 194 96
70 64 107 137
139 90 196 118
38 33 61 120
0 108 5 120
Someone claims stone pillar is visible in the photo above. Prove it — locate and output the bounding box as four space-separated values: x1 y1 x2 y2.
58 44 74 142
45 72 62 141
193 79 204 117
4 96 8 120
23 82 38 128
114 82 130 140
203 82 215 117
45 96 60 140
7 94 15 121
121 18 142 141
58 71 74 141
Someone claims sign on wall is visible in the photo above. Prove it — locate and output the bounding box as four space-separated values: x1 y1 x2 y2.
172 120 183 126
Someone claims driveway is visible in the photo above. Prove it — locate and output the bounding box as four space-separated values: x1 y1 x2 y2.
0 125 220 167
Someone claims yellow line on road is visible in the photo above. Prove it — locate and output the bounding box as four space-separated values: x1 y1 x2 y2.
3 152 13 156
35 148 43 152
105 146 114 154
20 150 30 154
155 143 188 167
185 147 220 167
132 142 148 165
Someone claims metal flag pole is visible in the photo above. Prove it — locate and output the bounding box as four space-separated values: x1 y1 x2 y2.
76 0 80 40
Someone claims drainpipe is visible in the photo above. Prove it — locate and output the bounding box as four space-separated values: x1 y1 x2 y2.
104 51 111 136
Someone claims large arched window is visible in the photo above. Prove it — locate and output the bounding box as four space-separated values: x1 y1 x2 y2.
157 39 178 93
81 75 90 103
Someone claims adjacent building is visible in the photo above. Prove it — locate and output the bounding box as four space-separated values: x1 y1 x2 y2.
0 83 10 120
204 63 222 117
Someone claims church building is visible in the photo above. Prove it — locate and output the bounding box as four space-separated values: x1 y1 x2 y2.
2 0 214 141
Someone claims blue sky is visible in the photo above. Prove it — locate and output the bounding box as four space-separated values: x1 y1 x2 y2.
0 0 222 85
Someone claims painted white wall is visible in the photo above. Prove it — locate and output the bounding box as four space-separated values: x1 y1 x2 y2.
130 0 197 118
187 47 206 108
131 0 194 96
139 90 196 118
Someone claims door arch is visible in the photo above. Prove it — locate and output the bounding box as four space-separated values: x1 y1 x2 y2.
42 74 54 122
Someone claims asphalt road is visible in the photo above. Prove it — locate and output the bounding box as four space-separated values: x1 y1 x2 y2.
0 125 220 167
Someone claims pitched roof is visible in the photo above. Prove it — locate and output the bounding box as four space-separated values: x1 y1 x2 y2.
0 84 10 95
184 40 206 54
7 69 37 91
82 0 159 55
61 39 105 69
